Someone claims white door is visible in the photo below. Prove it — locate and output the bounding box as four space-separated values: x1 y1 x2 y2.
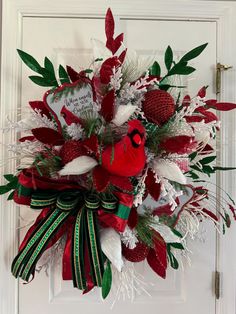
1 1 236 314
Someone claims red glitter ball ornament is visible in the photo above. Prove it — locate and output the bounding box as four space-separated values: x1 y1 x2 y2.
122 241 150 262
142 89 175 126
60 140 87 165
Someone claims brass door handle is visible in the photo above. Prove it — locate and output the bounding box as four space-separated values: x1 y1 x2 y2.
216 62 233 94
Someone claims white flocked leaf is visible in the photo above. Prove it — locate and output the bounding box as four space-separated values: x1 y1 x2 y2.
59 156 98 176
112 104 138 126
153 158 187 185
151 221 181 243
100 228 124 272
91 38 112 69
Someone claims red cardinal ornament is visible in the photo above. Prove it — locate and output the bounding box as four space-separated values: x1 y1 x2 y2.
60 105 82 126
101 119 146 177
142 89 175 126
122 241 149 262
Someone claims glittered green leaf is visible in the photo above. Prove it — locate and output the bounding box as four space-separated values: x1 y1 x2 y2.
17 49 42 73
200 156 216 165
171 229 183 238
4 174 15 182
169 242 184 250
0 185 11 195
189 152 197 161
102 261 112 299
7 190 15 200
44 57 58 83
44 57 54 74
180 43 208 62
59 65 70 84
150 61 161 77
169 65 195 76
29 76 54 87
187 171 199 180
202 165 215 175
167 246 179 270
84 69 93 74
164 46 173 71
190 164 203 172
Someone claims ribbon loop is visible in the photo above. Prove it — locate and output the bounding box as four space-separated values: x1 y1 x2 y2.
101 194 117 213
85 194 100 211
30 191 58 209
57 190 82 212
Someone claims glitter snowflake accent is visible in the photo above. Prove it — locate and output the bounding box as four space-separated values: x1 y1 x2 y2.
120 226 138 249
66 123 84 140
110 67 123 91
133 168 148 207
156 174 183 211
119 72 158 107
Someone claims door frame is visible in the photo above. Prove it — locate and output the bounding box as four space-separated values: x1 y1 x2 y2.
1 1 236 314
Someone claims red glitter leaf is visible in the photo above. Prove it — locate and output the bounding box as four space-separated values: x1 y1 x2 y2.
160 135 195 154
197 86 207 98
205 99 217 108
29 101 51 119
112 33 124 54
19 135 35 142
118 49 127 64
127 207 138 229
31 127 65 145
110 175 133 192
185 115 205 123
100 57 120 84
153 203 176 217
147 232 167 279
182 95 191 106
147 231 167 279
195 107 218 123
199 144 214 155
145 169 161 201
105 8 114 46
66 66 87 83
202 208 218 222
100 90 115 122
82 135 99 156
229 204 236 220
208 101 236 111
93 166 110 192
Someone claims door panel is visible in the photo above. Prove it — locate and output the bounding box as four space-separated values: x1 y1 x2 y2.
18 16 217 314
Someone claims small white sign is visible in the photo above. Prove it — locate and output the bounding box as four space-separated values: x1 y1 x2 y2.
45 82 94 126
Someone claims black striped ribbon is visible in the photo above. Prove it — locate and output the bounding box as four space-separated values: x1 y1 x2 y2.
11 190 82 281
72 195 104 289
12 190 114 291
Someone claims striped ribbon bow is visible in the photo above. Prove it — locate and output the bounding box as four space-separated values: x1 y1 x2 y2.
11 190 117 291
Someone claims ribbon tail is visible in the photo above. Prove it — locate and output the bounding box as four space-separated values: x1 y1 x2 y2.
71 207 87 290
62 223 73 280
12 209 70 282
85 210 104 287
72 207 104 291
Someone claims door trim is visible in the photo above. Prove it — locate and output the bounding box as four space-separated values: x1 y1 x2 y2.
1 1 236 313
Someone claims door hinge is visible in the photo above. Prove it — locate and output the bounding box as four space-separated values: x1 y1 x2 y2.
215 271 221 299
216 62 233 94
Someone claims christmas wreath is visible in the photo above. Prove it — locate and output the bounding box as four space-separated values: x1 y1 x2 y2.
2 8 236 300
